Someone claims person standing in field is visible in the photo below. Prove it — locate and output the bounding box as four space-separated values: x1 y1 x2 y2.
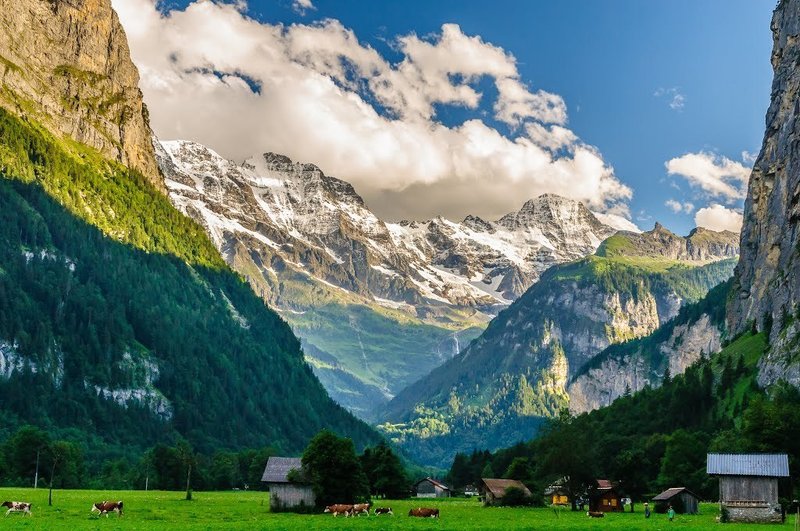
644 502 651 519
668 504 675 521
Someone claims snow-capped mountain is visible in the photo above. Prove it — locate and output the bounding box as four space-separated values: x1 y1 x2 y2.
158 139 621 313
155 138 626 418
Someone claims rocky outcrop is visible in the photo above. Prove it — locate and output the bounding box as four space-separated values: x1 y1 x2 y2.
569 313 723 413
0 0 160 186
728 0 800 386
598 223 740 262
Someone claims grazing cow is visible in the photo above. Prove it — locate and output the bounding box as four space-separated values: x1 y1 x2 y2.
374 507 393 516
587 511 605 518
91 501 124 518
323 504 354 517
2 501 32 517
351 502 371 516
409 507 440 518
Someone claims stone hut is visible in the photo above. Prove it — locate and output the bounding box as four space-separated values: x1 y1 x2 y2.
707 453 789 523
261 457 315 511
652 487 700 514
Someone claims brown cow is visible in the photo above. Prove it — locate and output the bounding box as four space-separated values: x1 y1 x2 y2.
352 502 371 516
323 504 353 517
2 501 32 517
409 507 440 518
91 501 123 518
374 507 393 515
587 511 605 518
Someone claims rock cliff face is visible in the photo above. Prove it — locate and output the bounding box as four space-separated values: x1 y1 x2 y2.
729 0 800 385
0 0 160 186
568 281 729 414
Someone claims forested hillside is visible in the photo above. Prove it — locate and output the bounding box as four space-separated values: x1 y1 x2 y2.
449 330 800 503
0 106 379 461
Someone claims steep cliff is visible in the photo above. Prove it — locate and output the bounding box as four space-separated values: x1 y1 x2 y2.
729 0 800 387
0 0 160 186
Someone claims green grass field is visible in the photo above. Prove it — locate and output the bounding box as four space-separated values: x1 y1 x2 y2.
0 489 796 530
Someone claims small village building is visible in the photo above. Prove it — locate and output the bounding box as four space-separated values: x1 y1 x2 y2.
544 485 570 506
652 487 700 514
464 484 479 497
589 479 623 513
707 453 789 523
261 457 315 511
480 478 533 506
414 477 451 498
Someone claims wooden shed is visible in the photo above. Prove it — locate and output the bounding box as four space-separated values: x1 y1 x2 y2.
589 479 623 512
707 453 789 523
652 487 700 514
544 484 570 506
261 457 315 511
480 478 532 506
414 477 451 498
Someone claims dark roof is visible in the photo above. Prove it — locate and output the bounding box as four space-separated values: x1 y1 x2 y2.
415 477 450 491
481 478 532 498
261 457 302 483
707 454 789 478
653 487 700 502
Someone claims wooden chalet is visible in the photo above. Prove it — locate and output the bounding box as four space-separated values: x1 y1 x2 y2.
544 484 569 506
414 477 451 498
652 487 699 514
480 478 533 506
589 479 623 512
707 453 789 523
261 457 315 511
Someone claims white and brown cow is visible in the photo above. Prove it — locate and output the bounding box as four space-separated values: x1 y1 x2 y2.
323 504 353 517
409 507 439 518
374 506 393 515
2 501 32 517
351 502 371 516
91 500 124 517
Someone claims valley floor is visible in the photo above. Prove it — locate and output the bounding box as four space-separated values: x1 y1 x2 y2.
0 488 793 530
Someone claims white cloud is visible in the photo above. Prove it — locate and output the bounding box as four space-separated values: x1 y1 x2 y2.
694 204 743 233
654 87 685 111
591 211 641 233
665 151 751 202
292 0 315 15
741 150 758 164
112 0 633 222
664 199 694 214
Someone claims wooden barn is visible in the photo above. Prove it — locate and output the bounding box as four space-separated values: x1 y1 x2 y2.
589 479 623 512
544 484 570 506
261 457 315 511
707 453 789 523
480 478 533 506
652 487 700 514
414 477 451 498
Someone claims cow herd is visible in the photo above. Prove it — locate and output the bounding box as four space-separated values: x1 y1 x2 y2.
323 502 440 518
2 500 123 518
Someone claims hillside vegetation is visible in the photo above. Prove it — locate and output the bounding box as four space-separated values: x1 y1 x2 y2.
0 107 378 462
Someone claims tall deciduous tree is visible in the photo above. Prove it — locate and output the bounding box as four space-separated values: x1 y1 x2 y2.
301 430 369 507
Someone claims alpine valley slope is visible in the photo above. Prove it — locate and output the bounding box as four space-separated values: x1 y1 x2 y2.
157 139 624 419
379 224 739 466
0 0 378 456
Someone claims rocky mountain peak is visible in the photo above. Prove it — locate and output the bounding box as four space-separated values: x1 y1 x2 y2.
0 0 161 187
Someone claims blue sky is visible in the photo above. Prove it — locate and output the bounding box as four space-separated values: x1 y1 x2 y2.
123 0 774 234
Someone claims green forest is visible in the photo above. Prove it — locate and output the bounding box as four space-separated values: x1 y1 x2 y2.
0 107 379 468
447 329 800 505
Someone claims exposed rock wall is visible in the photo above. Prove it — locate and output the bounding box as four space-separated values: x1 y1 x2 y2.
0 0 161 186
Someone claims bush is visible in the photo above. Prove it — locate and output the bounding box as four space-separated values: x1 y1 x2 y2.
500 486 534 507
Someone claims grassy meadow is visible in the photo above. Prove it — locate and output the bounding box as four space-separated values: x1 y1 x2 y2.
0 489 796 530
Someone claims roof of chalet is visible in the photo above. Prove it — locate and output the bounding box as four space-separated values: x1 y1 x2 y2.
261 457 303 483
415 477 450 491
706 454 789 478
596 479 614 490
481 478 532 498
653 487 700 502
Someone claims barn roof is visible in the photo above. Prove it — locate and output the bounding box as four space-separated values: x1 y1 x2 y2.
261 457 303 483
706 454 789 477
596 479 614 490
481 478 532 498
415 477 450 491
653 487 700 502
